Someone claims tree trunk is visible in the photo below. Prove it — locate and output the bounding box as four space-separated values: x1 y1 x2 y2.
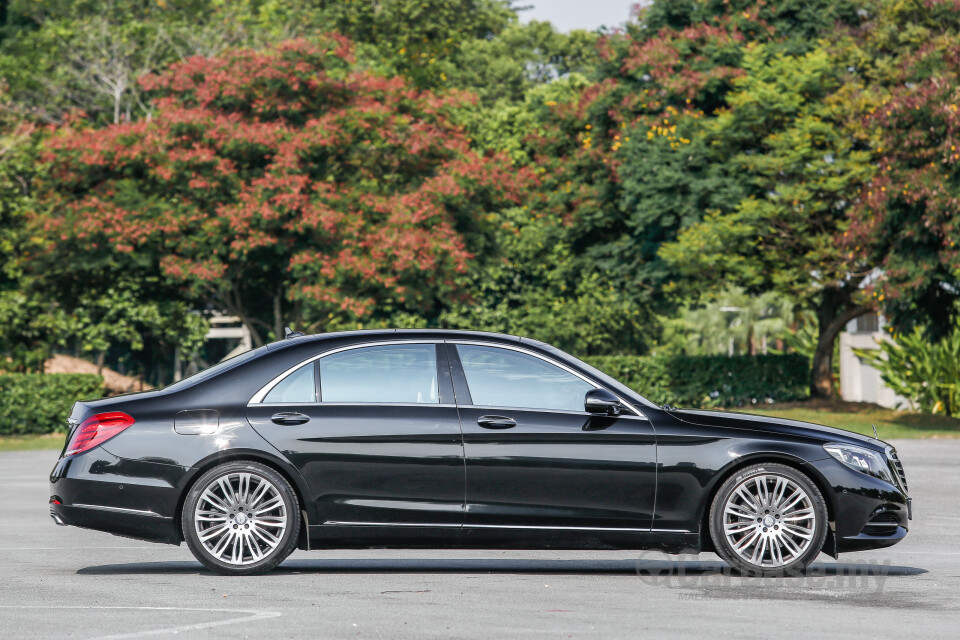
96 351 106 377
811 292 871 398
273 292 283 341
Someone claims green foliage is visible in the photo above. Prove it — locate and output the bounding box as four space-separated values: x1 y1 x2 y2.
0 373 103 435
585 353 810 408
660 287 806 357
661 44 874 301
439 204 646 356
855 328 960 416
449 21 598 105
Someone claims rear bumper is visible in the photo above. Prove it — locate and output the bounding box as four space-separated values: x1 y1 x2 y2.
49 447 185 545
49 502 180 544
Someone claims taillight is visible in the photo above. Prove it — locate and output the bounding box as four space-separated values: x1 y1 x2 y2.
64 411 135 457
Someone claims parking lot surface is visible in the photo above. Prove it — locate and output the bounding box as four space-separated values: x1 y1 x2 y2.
2 439 958 639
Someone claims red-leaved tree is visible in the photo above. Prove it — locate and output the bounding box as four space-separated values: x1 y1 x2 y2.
39 36 529 345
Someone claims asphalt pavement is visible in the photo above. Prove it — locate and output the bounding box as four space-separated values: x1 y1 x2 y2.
1 439 958 639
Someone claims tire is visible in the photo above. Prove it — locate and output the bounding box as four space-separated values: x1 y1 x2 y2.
182 461 301 575
709 462 828 577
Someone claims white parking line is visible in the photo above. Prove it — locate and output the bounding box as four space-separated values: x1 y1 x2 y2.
0 605 281 639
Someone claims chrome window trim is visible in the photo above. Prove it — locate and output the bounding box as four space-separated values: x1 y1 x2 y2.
257 402 458 408
249 338 647 419
249 340 442 405
450 340 647 420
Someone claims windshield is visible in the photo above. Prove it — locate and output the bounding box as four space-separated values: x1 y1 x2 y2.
162 346 265 392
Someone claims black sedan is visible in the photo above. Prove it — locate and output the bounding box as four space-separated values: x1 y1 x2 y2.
49 329 910 576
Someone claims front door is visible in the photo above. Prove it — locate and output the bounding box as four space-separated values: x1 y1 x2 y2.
449 343 656 530
246 342 465 526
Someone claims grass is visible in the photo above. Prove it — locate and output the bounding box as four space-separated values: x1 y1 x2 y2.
0 433 65 452
744 398 960 440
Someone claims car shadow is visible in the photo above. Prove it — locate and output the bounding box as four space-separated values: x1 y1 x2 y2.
76 558 927 578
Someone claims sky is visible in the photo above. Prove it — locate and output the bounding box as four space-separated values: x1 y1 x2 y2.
518 1 638 33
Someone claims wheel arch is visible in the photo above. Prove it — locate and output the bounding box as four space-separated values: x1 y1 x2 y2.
174 449 314 550
695 452 836 555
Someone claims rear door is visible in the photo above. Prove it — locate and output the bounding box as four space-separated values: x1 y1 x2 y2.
449 342 656 530
246 341 465 527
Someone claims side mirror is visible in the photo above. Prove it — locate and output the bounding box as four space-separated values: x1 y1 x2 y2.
584 388 621 416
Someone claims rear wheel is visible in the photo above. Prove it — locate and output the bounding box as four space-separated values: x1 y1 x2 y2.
709 463 827 576
183 461 300 575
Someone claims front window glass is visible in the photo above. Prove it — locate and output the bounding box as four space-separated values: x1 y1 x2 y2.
320 344 439 404
456 345 593 412
264 362 316 404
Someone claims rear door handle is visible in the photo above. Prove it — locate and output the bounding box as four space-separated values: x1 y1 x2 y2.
477 415 516 429
271 412 310 426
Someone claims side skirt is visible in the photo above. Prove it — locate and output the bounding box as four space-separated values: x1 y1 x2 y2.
308 523 700 555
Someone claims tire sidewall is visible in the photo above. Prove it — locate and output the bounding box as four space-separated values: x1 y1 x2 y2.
709 462 828 577
183 461 300 575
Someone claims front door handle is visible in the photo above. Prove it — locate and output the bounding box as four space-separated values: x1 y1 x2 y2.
271 412 310 426
477 415 516 429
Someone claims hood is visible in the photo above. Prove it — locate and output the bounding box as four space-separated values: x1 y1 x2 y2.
669 408 888 451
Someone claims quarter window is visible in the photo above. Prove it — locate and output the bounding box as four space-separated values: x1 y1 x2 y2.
264 362 316 404
456 345 594 412
320 344 439 404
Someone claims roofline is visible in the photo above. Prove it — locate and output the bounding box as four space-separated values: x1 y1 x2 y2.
266 328 526 350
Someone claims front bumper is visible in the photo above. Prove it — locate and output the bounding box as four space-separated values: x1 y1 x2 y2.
809 457 910 554
49 447 186 545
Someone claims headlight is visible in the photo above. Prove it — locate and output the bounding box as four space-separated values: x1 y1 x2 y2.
823 443 895 484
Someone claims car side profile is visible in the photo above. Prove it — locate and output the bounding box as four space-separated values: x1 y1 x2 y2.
49 330 911 576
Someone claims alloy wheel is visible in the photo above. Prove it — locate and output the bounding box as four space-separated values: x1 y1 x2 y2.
193 471 289 565
720 473 816 569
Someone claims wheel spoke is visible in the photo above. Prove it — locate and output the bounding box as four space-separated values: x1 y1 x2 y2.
252 525 280 547
770 477 788 509
724 522 757 535
770 534 784 565
254 495 283 515
754 477 768 507
735 487 760 512
780 490 805 513
780 532 803 558
200 490 230 513
725 504 756 520
781 523 814 540
732 529 761 552
217 477 237 505
750 535 767 564
210 529 234 559
199 522 229 542
249 479 270 508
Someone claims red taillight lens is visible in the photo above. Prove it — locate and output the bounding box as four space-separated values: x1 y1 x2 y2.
64 411 135 457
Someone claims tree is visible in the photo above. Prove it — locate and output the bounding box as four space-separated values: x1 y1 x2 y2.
39 36 530 347
843 1 960 338
659 44 876 396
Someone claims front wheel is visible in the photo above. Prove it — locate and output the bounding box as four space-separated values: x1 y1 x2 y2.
709 463 828 576
183 461 300 575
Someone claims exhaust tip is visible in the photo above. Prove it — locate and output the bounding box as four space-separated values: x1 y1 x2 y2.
50 511 67 526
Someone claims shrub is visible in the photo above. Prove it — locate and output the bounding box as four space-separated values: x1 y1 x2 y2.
0 374 104 436
854 328 960 416
585 354 809 408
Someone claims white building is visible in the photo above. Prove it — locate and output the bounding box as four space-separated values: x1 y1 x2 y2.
838 314 910 409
